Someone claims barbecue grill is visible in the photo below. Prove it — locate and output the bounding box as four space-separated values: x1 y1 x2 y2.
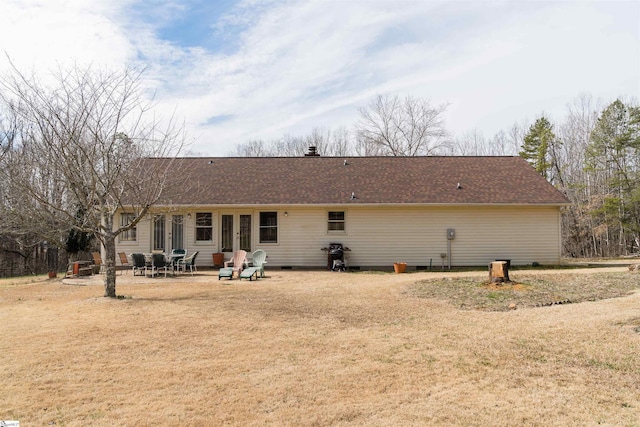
322 243 350 271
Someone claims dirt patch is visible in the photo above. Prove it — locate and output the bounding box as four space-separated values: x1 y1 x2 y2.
407 272 640 311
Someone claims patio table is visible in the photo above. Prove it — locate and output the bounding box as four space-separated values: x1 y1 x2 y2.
142 253 166 276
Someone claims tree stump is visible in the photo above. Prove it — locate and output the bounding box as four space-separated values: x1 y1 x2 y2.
489 261 510 283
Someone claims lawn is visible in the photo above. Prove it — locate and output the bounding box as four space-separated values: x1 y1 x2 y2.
1 267 639 426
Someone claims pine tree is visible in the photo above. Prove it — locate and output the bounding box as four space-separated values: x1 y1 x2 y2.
586 99 640 253
519 116 558 180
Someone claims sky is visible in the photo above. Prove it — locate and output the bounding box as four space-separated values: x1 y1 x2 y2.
0 0 638 156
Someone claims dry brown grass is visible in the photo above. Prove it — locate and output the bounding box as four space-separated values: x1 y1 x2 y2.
1 267 640 426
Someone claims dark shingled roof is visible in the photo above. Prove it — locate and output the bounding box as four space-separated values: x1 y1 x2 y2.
152 156 571 206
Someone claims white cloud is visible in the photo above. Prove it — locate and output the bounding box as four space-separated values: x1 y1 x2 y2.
0 0 135 71
0 0 637 156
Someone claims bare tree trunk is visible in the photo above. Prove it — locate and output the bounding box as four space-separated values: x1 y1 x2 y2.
101 211 117 297
103 233 117 298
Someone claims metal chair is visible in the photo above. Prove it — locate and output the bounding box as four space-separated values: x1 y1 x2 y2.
178 251 199 275
148 253 172 277
131 253 147 276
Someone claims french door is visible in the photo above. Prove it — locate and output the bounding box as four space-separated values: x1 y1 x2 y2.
171 215 184 250
152 214 184 252
152 215 166 251
221 213 252 253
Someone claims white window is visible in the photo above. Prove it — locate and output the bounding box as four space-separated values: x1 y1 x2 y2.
328 211 345 232
259 212 278 243
195 213 213 241
119 213 137 242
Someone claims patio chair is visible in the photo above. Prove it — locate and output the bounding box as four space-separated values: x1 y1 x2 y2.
118 252 131 275
239 267 259 281
251 249 267 278
218 267 233 280
148 253 172 277
131 253 147 276
91 252 105 274
219 250 247 280
170 249 186 269
178 251 199 275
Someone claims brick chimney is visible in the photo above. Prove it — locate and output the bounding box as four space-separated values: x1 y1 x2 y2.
305 146 320 157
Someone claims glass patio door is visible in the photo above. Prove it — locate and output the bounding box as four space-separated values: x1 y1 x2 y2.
239 214 252 252
221 215 233 253
221 213 252 253
153 214 185 253
152 215 166 252
171 215 184 251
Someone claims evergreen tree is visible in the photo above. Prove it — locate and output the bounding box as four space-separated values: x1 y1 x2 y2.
586 99 640 253
519 116 558 180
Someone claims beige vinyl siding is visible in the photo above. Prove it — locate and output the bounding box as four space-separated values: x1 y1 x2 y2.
266 206 561 268
116 214 150 252
186 212 218 267
256 210 328 267
116 205 563 268
345 206 560 267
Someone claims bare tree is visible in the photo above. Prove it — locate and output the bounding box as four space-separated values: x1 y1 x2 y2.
450 129 487 155
488 130 518 156
231 139 269 157
233 126 356 157
355 94 449 156
323 126 352 156
274 133 309 156
303 126 355 156
448 129 520 156
507 120 529 154
0 110 51 276
0 62 186 297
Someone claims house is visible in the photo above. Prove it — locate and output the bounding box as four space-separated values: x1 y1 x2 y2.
115 153 571 269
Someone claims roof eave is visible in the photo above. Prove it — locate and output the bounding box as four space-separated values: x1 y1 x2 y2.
139 202 572 209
